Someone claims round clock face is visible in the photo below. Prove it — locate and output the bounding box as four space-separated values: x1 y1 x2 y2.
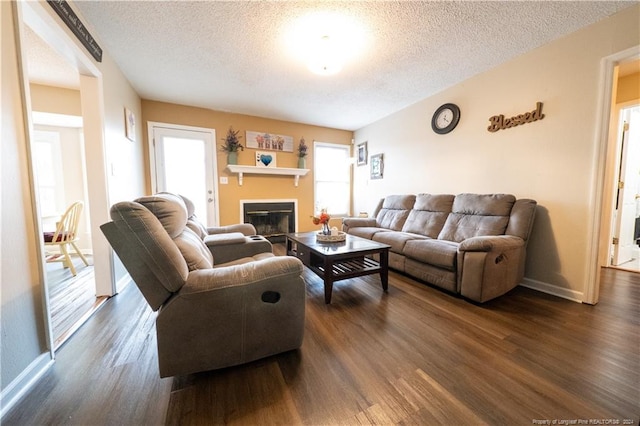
431 103 461 134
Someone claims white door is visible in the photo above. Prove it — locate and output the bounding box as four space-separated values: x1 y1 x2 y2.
612 105 640 266
150 124 219 226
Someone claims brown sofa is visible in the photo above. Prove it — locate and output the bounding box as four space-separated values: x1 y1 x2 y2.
101 193 305 377
342 193 537 303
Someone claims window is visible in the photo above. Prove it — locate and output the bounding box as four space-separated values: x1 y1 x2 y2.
32 130 65 217
314 142 351 217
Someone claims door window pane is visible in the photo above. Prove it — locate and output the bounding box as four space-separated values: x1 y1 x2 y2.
161 137 207 222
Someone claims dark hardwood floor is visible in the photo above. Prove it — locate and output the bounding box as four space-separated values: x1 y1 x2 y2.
4 246 639 425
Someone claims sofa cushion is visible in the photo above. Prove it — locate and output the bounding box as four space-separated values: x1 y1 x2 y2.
403 239 459 271
438 194 515 242
451 193 515 216
401 193 455 237
375 195 416 231
178 194 210 239
110 201 188 293
186 218 208 239
214 252 274 268
135 193 188 239
178 194 196 217
372 231 428 254
174 227 214 270
505 199 537 241
348 227 391 240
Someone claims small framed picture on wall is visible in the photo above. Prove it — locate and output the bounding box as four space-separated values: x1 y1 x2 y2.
125 107 136 141
357 142 368 166
370 153 383 179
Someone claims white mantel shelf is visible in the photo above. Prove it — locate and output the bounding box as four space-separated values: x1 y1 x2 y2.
225 165 310 186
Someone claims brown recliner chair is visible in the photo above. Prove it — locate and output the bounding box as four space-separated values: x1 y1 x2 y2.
100 193 305 377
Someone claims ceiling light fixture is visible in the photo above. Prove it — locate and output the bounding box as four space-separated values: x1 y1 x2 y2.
282 11 369 77
308 35 342 76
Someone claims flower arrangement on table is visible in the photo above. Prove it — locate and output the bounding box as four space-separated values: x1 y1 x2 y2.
311 209 331 235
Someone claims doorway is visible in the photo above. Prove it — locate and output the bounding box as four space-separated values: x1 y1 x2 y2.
588 53 640 305
18 1 115 352
149 123 220 226
610 103 640 272
30 112 106 348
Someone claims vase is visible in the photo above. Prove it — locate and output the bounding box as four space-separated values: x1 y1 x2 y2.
227 152 238 165
298 157 306 169
321 222 330 235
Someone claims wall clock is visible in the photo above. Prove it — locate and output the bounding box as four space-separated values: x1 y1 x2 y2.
431 103 461 134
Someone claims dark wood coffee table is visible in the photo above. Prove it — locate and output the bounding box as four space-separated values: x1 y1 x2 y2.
286 232 391 304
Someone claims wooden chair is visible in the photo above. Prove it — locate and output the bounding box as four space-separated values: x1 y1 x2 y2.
44 201 90 276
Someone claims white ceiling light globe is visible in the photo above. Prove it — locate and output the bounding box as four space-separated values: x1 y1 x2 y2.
308 35 343 75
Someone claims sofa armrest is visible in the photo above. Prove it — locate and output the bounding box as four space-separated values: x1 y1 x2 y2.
181 256 303 292
342 217 376 232
458 235 524 252
204 232 246 246
207 223 256 236
156 256 305 377
457 236 527 303
205 235 272 265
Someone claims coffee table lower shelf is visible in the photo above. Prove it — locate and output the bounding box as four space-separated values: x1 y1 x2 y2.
310 256 381 280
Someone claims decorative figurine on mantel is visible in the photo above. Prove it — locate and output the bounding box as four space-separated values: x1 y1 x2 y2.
220 126 244 165
297 137 308 169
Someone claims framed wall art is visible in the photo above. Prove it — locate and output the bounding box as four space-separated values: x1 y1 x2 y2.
246 131 293 152
124 107 136 141
357 141 368 166
370 153 384 179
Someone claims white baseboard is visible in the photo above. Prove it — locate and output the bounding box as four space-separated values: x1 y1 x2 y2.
520 277 584 303
0 353 53 420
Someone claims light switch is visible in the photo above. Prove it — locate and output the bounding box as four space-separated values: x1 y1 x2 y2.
219 176 228 184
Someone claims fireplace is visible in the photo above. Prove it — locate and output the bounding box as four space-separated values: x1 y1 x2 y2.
241 200 297 243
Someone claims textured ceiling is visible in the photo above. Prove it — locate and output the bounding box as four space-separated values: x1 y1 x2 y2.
38 1 639 130
25 25 80 89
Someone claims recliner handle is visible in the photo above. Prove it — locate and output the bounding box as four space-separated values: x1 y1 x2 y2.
261 291 281 304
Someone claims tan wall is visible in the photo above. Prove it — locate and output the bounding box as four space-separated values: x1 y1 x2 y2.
141 100 353 232
616 71 640 104
353 5 640 300
29 83 81 116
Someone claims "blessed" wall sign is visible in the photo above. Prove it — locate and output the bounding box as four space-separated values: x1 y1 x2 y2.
487 102 544 132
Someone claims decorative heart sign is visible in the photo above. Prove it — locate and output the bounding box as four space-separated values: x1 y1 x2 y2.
260 154 273 166
255 151 276 167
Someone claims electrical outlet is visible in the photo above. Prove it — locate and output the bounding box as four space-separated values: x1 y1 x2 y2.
219 176 228 184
